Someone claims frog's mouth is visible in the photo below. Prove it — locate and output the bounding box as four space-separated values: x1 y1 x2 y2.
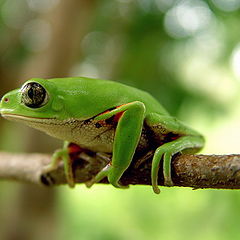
1 112 69 138
0 112 55 122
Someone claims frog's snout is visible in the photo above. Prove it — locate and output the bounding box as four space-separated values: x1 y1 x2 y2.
0 89 20 115
0 95 9 108
0 94 14 119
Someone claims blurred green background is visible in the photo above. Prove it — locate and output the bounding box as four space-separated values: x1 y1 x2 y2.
1 0 240 239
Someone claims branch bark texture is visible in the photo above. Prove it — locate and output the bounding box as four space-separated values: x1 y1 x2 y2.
1 152 240 190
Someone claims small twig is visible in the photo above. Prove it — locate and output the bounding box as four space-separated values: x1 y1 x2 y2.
0 152 240 190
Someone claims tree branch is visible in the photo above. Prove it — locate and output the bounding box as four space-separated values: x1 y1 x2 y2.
0 151 240 190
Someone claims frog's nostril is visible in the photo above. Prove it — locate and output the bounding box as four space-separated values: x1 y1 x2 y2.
4 97 9 103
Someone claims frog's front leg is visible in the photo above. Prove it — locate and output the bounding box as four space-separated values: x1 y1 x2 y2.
88 101 146 188
43 141 76 187
145 113 205 194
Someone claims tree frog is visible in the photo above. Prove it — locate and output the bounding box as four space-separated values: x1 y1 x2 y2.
0 77 204 193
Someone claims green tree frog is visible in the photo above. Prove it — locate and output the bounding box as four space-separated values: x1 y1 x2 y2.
0 77 204 193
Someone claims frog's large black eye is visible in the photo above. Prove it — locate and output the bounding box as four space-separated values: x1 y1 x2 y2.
21 82 48 108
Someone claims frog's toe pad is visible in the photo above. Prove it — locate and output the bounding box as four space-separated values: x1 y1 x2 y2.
152 185 161 194
67 178 75 188
85 180 94 188
111 181 129 189
164 177 174 187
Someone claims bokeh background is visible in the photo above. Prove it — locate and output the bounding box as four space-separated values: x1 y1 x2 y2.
1 0 240 239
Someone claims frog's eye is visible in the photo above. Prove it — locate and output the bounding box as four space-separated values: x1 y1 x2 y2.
21 82 48 108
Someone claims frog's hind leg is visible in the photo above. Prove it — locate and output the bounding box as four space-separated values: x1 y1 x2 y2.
145 113 204 194
151 135 204 193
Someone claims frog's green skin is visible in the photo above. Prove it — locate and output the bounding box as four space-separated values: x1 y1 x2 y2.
0 77 204 193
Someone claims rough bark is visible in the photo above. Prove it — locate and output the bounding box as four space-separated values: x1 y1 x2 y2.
1 152 240 191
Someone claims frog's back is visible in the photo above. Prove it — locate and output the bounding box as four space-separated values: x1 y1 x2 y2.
48 77 169 116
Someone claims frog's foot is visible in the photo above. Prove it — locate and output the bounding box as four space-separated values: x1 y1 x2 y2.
47 148 75 188
86 163 129 189
78 152 95 164
85 163 110 188
41 162 60 186
108 166 129 189
162 152 174 187
151 135 204 194
42 160 59 174
96 152 112 163
64 159 75 188
42 148 63 175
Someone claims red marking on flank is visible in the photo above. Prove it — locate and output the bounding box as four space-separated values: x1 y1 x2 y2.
114 112 124 122
68 143 82 154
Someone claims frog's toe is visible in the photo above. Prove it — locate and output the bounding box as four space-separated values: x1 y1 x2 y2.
164 177 174 187
110 180 129 189
85 179 94 188
164 176 174 187
85 163 111 188
152 182 161 194
42 164 56 174
107 167 129 189
66 175 75 188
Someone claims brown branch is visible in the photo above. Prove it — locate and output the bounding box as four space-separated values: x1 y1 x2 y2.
0 151 240 191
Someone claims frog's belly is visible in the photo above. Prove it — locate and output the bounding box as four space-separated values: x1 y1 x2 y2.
69 121 115 152
24 118 150 153
62 119 150 153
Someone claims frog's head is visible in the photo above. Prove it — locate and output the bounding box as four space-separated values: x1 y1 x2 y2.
0 78 65 123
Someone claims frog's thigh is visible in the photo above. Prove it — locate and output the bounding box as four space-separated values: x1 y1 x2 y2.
94 101 146 187
145 114 204 194
145 113 200 135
